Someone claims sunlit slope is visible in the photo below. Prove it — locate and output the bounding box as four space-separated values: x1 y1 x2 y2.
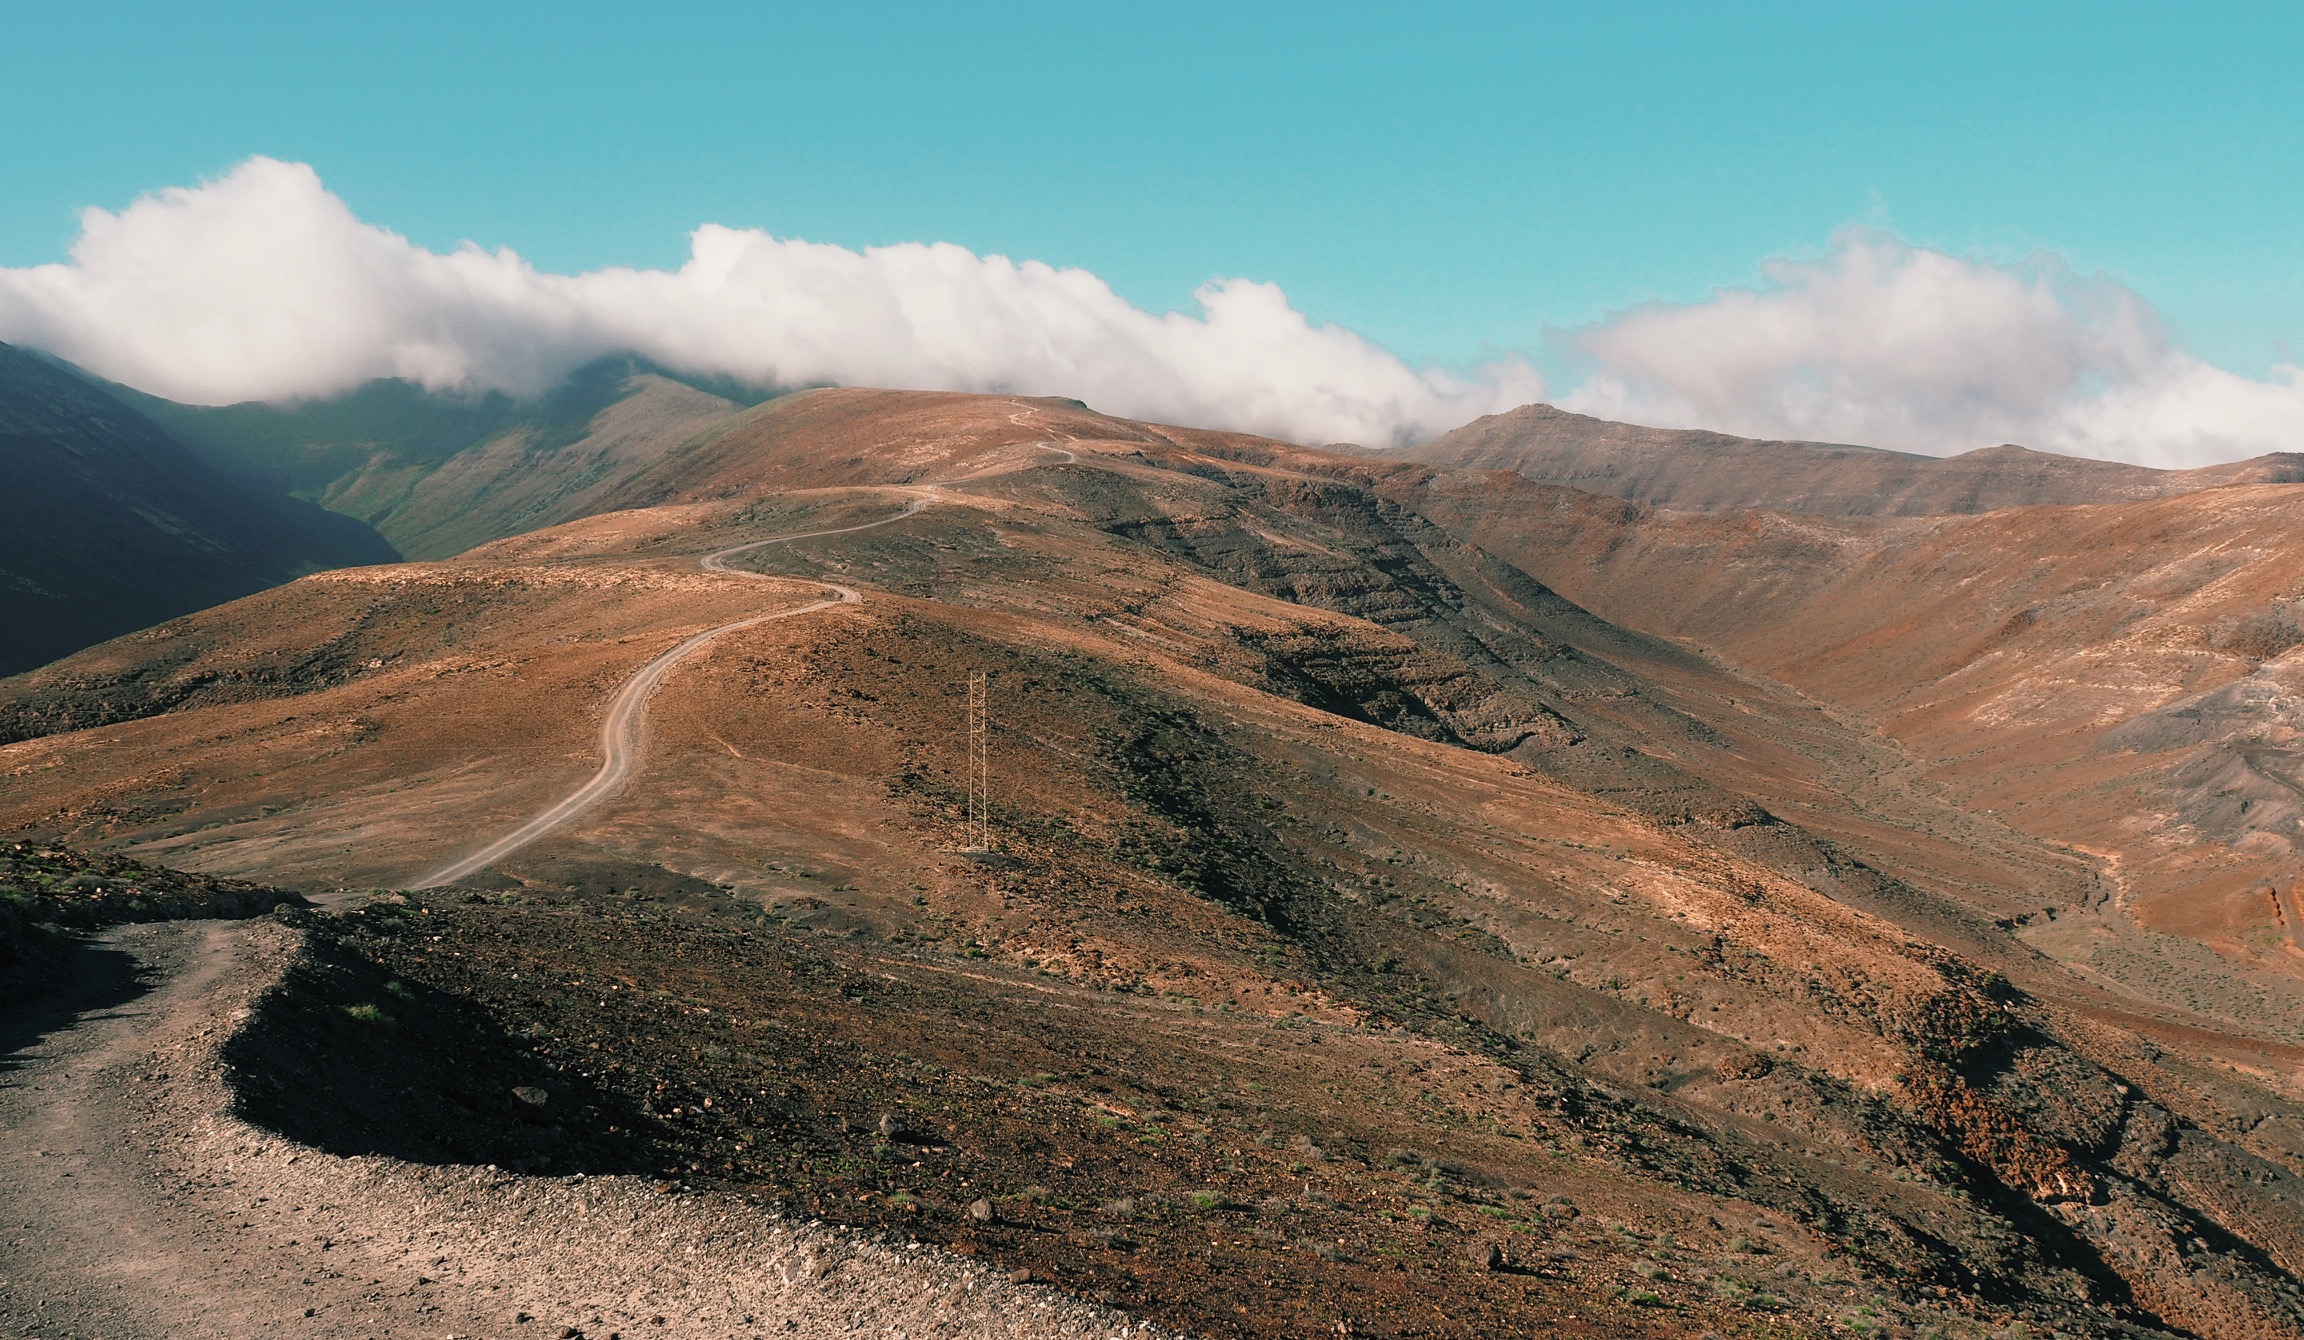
7 391 2304 1336
1409 401 2304 516
1394 465 2304 1018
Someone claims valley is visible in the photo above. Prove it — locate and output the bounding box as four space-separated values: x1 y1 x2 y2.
0 343 398 675
6 389 2304 1338
1384 459 2304 1045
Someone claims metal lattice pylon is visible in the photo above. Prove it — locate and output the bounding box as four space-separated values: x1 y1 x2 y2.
964 671 990 850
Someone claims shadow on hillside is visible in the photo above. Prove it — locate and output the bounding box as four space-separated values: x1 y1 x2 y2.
220 927 663 1176
0 932 152 1075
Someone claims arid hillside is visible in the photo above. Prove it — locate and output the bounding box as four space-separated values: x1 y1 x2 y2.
1407 402 2304 516
8 390 2304 1339
0 342 398 674
1371 465 2304 1038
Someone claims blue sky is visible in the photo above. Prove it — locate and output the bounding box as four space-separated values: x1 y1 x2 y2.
2 2 2300 460
4 1 2297 370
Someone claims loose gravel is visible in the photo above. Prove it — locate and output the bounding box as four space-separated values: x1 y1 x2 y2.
0 919 1174 1340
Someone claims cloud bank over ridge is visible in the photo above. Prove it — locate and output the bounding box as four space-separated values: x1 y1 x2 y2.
2 159 2299 464
1560 230 2304 467
0 158 1540 448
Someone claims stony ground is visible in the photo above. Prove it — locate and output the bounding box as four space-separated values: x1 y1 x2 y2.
0 918 1162 1340
0 840 294 996
228 892 1832 1340
10 391 2304 1339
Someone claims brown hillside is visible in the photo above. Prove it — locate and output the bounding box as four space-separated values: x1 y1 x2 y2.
1406 402 2304 516
1389 466 2304 1038
8 391 2304 1338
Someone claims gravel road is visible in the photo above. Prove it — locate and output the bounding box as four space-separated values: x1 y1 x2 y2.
413 497 931 891
0 918 1166 1340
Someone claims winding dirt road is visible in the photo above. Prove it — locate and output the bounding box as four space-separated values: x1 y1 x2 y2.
0 490 1169 1339
0 921 1152 1339
2 465 1152 1338
412 500 930 890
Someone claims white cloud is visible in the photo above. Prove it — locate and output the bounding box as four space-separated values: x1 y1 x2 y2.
10 163 2297 465
1556 228 2304 467
0 157 1541 448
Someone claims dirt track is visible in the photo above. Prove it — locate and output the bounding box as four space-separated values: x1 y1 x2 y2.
412 499 933 890
0 919 1158 1339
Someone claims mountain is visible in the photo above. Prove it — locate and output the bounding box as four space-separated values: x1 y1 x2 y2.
0 346 752 676
0 343 398 676
1366 458 2304 1039
123 355 752 559
1407 401 2304 516
9 389 2304 1339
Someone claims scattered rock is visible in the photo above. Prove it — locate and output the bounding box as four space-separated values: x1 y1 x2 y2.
512 1085 549 1108
1470 1241 1502 1271
1010 1266 1035 1283
877 1112 906 1139
968 1197 995 1222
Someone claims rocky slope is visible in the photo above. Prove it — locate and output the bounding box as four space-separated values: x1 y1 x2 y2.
2 917 1139 1340
5 390 2304 1337
1375 463 2304 1037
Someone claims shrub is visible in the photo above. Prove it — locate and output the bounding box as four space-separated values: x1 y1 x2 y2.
2224 617 2304 661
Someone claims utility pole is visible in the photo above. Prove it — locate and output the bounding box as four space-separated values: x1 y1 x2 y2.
965 671 990 851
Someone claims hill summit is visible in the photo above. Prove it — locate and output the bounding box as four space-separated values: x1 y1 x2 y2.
9 388 2304 1338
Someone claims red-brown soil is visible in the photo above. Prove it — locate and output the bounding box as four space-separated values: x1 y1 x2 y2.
1379 465 2304 1036
1409 401 2304 516
8 389 2304 1338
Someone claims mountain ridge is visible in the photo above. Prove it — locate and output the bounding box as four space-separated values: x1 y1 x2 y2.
0 342 398 675
9 389 2304 1337
1406 400 2304 516
119 355 761 559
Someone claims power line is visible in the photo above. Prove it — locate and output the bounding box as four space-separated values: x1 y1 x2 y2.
965 670 990 851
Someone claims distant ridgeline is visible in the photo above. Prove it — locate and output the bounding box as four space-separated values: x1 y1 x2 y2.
1405 401 2304 517
0 343 398 675
0 346 780 676
116 355 780 560
16 351 2302 682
